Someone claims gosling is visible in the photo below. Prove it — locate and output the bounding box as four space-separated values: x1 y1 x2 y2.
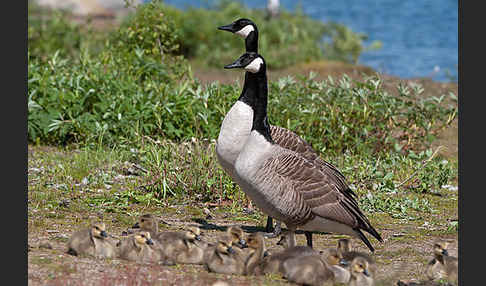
131 214 159 237
227 226 248 249
243 232 266 275
338 238 377 275
66 222 116 258
281 254 335 286
261 243 319 275
204 234 245 275
349 256 374 286
117 231 161 263
320 248 351 284
156 226 206 265
426 241 458 284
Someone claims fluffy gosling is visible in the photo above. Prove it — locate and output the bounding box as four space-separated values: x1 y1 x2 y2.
426 241 458 285
156 226 206 265
204 234 245 275
117 231 161 263
349 256 374 286
66 222 116 258
282 254 335 286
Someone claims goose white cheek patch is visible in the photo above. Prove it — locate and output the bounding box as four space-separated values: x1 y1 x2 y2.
235 25 255 38
245 58 263 73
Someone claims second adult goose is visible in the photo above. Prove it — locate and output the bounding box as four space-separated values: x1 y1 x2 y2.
217 18 354 247
224 52 383 252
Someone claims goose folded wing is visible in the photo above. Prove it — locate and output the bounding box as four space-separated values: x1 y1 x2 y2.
269 125 353 197
268 152 371 229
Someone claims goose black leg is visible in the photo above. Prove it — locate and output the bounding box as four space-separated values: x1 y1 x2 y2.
304 231 313 248
265 216 274 233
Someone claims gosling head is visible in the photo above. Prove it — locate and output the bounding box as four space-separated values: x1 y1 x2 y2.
350 257 371 278
338 238 352 253
224 52 265 74
132 214 157 232
216 235 235 255
246 232 264 251
135 231 154 246
227 226 247 249
322 248 348 267
184 226 202 241
91 222 108 239
433 241 450 257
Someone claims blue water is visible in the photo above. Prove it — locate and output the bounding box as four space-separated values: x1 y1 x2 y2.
148 0 458 82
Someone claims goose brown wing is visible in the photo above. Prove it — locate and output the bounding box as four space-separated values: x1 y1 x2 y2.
269 125 353 198
268 151 374 233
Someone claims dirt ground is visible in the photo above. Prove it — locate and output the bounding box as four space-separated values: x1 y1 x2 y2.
28 202 458 286
28 56 458 286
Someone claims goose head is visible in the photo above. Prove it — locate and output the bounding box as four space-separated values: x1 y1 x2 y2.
224 52 265 74
135 231 154 247
218 18 257 39
227 226 248 249
218 18 258 53
433 241 450 257
246 232 265 252
132 214 158 233
322 248 348 267
350 257 371 278
91 222 108 239
184 226 202 241
338 238 352 254
216 235 235 255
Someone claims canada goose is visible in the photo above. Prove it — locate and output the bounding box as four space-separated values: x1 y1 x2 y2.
204 234 245 275
337 238 377 275
320 248 351 284
243 232 266 275
66 222 116 258
223 52 383 252
117 231 161 263
282 254 335 286
226 226 248 249
155 226 206 265
217 18 358 247
349 256 375 286
426 241 458 284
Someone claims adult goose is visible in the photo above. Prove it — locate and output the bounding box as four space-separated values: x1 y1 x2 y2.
223 51 383 252
217 18 352 247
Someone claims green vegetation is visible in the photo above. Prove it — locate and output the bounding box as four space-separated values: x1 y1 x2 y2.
28 0 377 67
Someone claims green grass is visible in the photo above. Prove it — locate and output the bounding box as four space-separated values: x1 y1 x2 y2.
28 139 458 226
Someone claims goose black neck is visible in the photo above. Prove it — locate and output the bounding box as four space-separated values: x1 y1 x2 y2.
237 65 274 144
245 29 258 53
